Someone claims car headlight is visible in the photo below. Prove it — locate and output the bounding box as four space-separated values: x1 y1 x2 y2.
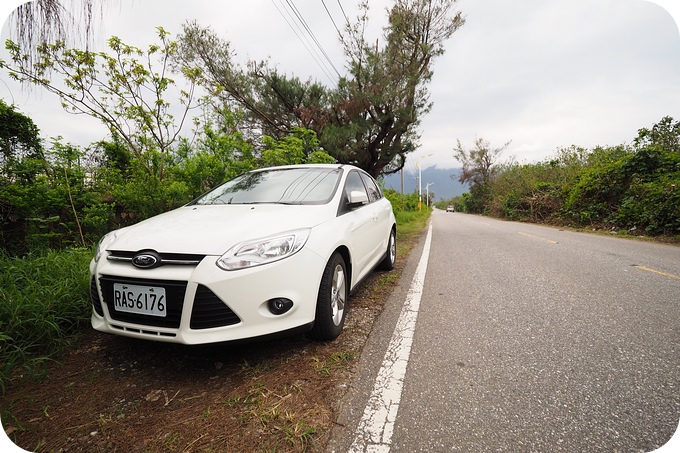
94 230 119 262
217 229 311 271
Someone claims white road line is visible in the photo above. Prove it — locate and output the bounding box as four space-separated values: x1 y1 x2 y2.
349 222 433 453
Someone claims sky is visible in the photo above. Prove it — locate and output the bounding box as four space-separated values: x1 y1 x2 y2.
1 0 680 174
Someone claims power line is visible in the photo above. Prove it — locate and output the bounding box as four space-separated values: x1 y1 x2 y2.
271 0 344 84
270 0 336 84
321 0 342 37
336 0 351 27
283 0 342 79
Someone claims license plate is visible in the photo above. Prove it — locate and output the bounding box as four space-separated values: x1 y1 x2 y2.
113 283 167 317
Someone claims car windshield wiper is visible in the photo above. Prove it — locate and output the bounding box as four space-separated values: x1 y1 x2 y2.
238 201 306 205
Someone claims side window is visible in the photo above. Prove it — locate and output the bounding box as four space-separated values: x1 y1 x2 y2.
359 172 382 203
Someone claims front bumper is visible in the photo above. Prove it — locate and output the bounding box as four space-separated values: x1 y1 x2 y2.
90 248 325 344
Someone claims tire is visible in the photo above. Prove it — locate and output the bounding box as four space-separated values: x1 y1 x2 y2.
378 228 396 271
308 252 348 341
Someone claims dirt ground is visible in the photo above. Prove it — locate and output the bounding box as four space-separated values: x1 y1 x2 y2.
1 232 418 452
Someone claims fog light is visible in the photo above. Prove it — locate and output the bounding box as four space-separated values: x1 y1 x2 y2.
268 298 293 315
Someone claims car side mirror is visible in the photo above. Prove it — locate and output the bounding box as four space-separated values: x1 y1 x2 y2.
348 190 369 208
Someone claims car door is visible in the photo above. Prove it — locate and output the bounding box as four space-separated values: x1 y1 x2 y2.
359 171 392 266
341 170 381 284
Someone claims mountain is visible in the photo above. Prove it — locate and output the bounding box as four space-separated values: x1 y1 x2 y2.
380 166 468 201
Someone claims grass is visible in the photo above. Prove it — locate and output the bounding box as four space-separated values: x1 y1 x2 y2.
395 208 431 258
223 380 319 450
0 248 92 394
395 209 430 236
311 350 356 375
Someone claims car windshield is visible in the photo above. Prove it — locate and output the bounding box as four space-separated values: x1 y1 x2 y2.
191 167 342 205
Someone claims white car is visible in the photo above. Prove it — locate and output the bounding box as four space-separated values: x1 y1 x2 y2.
90 164 396 344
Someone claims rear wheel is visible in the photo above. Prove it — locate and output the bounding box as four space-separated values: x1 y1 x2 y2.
308 252 347 341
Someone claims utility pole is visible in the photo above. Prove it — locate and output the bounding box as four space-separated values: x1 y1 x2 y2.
425 182 434 209
416 154 432 212
400 168 404 195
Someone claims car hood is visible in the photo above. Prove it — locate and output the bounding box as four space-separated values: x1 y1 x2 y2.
108 204 332 255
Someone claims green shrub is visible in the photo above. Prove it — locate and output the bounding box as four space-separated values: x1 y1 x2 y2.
615 176 680 235
383 188 421 213
466 117 679 237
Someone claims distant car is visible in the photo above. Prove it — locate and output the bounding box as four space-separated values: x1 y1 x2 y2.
446 205 454 212
90 164 397 344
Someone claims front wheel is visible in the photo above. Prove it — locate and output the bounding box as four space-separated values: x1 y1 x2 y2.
308 252 348 341
378 228 396 271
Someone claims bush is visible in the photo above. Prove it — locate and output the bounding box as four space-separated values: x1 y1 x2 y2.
615 176 680 235
469 118 680 237
383 188 421 213
563 145 680 234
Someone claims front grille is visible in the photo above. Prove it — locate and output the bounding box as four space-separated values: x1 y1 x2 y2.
99 275 187 328
107 250 205 266
190 285 241 330
90 277 104 316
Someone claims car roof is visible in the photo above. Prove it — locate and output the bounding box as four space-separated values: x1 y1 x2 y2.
253 163 365 174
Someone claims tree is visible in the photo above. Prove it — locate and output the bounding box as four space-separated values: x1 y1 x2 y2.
0 99 44 179
633 115 680 154
0 101 46 253
175 0 465 177
330 0 465 177
5 0 113 71
453 137 510 212
2 27 203 180
175 22 333 145
454 137 511 187
260 127 335 168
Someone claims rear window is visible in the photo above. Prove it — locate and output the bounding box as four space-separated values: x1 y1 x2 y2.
191 167 342 205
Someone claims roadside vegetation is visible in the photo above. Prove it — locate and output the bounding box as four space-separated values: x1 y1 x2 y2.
436 116 680 240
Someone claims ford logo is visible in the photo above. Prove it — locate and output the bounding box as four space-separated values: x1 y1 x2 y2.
132 251 161 269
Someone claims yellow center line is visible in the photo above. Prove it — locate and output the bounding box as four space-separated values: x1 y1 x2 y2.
634 265 680 281
517 232 558 244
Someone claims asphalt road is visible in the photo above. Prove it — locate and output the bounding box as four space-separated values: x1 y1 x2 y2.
331 210 680 452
